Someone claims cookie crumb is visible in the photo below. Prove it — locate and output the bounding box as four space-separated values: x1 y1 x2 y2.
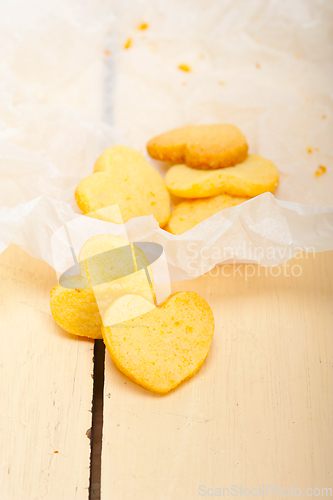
322 114 327 119
138 23 149 30
315 165 326 177
104 49 110 56
54 451 59 454
255 62 261 69
124 38 132 49
178 64 191 72
307 147 312 153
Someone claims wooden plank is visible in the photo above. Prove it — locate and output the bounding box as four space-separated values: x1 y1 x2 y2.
101 251 333 499
0 244 94 500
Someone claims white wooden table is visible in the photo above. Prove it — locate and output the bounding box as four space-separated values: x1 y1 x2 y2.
1 244 332 499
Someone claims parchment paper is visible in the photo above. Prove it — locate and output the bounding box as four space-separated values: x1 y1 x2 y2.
0 0 332 282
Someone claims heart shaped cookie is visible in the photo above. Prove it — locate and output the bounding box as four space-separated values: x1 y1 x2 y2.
75 146 170 227
102 291 214 393
165 193 249 235
147 124 248 169
165 154 279 198
50 234 155 338
50 274 102 339
78 234 154 291
79 234 155 323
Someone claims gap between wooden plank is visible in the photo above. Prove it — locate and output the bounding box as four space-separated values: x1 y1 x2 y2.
89 340 105 500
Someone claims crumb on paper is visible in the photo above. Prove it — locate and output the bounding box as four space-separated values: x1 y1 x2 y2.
124 38 132 49
315 165 326 177
104 49 110 56
322 114 327 119
255 62 261 69
138 22 149 30
54 451 58 454
178 64 191 72
307 147 312 153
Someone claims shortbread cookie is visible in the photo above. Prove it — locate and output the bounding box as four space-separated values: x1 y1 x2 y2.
75 146 170 227
50 274 102 339
79 234 136 285
147 124 248 169
102 294 155 325
165 194 249 235
79 234 155 323
79 234 154 293
102 291 214 393
50 234 155 337
165 154 279 198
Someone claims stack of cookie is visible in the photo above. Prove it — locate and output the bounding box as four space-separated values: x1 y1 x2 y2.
75 125 279 235
147 124 279 234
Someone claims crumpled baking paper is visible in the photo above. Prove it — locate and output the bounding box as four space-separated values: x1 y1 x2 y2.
0 0 333 283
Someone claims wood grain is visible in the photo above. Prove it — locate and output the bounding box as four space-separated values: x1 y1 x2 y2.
0 244 94 500
101 251 333 499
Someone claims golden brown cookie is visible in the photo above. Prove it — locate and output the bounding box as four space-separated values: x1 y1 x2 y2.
75 146 170 227
147 124 248 169
50 275 102 339
165 154 279 198
79 234 155 321
165 194 249 235
102 291 214 393
50 234 155 337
